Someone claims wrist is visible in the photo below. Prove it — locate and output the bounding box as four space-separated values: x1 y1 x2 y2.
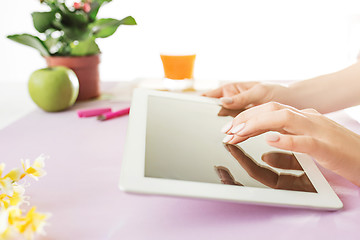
274 80 322 111
270 84 297 106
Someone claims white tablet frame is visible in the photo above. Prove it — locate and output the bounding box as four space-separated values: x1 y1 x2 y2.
119 88 343 211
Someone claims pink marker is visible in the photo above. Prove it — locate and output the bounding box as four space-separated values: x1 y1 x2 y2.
97 107 130 121
77 108 112 118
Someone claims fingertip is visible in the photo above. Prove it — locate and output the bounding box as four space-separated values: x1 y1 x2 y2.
202 88 223 98
222 134 234 143
227 135 247 145
265 132 280 142
220 97 234 105
221 121 233 133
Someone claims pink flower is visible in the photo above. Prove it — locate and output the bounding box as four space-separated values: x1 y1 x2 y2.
73 2 82 9
83 3 91 13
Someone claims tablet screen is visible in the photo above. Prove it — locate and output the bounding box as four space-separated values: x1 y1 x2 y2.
145 95 316 193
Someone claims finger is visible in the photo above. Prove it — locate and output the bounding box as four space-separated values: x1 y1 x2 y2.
202 87 224 98
232 109 311 138
222 84 240 97
265 132 321 155
220 84 268 110
261 152 303 170
231 102 302 129
220 91 260 110
220 102 310 137
222 134 249 144
301 108 320 115
221 102 284 134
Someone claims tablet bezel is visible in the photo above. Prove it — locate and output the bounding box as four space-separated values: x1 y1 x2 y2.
119 88 343 210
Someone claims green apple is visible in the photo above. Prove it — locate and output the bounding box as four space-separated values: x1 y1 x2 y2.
28 66 79 112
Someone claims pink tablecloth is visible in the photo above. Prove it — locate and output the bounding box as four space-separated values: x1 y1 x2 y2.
1 88 360 240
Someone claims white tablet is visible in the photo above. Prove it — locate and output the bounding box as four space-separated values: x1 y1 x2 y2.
119 88 343 210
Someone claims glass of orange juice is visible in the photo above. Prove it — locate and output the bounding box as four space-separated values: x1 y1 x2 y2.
160 53 196 91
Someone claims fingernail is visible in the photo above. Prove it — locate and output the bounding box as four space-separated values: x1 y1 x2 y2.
220 97 233 104
221 122 233 133
230 123 245 134
265 132 280 142
222 135 234 143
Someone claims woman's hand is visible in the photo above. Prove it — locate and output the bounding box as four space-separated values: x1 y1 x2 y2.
221 102 360 186
202 82 289 110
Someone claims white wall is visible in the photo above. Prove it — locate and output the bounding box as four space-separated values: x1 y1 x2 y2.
1 0 360 83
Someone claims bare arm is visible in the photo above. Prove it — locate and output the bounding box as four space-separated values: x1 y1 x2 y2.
279 61 360 113
203 61 360 113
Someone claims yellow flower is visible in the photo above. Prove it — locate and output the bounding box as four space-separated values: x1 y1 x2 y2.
0 181 26 210
21 156 47 180
0 157 49 240
0 177 13 196
0 164 23 198
0 207 23 240
0 164 15 196
7 207 22 228
16 207 49 240
9 185 27 207
4 168 22 182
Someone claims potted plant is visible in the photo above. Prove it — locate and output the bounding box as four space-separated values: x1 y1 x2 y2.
7 0 136 100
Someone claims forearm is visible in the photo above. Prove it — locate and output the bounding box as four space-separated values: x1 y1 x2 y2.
277 61 360 113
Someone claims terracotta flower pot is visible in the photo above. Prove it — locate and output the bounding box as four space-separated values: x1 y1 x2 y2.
45 54 100 101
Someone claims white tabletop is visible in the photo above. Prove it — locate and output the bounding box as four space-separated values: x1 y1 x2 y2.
0 82 36 130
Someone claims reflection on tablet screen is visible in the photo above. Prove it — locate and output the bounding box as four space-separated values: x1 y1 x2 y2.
145 96 316 193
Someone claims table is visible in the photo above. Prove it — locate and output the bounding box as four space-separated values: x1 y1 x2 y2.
1 82 360 240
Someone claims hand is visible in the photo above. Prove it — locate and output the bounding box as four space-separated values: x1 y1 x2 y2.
216 144 316 192
202 82 288 110
222 102 360 186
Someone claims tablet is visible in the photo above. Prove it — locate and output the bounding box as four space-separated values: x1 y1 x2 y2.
119 88 343 210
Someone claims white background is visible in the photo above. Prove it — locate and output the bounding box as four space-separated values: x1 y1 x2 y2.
2 0 360 83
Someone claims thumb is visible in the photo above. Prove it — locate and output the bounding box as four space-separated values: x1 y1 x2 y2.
265 132 320 156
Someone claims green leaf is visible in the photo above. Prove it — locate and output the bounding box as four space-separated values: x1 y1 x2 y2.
70 38 100 56
44 30 64 55
62 25 91 41
88 2 100 22
89 0 112 21
91 16 137 38
58 3 88 27
7 34 50 56
32 11 56 33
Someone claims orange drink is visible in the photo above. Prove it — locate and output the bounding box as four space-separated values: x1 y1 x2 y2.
160 53 196 91
160 54 196 80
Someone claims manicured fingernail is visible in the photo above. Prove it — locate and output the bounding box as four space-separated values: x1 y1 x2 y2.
221 122 233 133
220 97 233 104
222 135 234 143
265 132 280 142
230 123 245 134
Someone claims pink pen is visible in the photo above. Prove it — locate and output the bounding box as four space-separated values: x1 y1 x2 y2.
97 107 130 121
77 108 112 118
